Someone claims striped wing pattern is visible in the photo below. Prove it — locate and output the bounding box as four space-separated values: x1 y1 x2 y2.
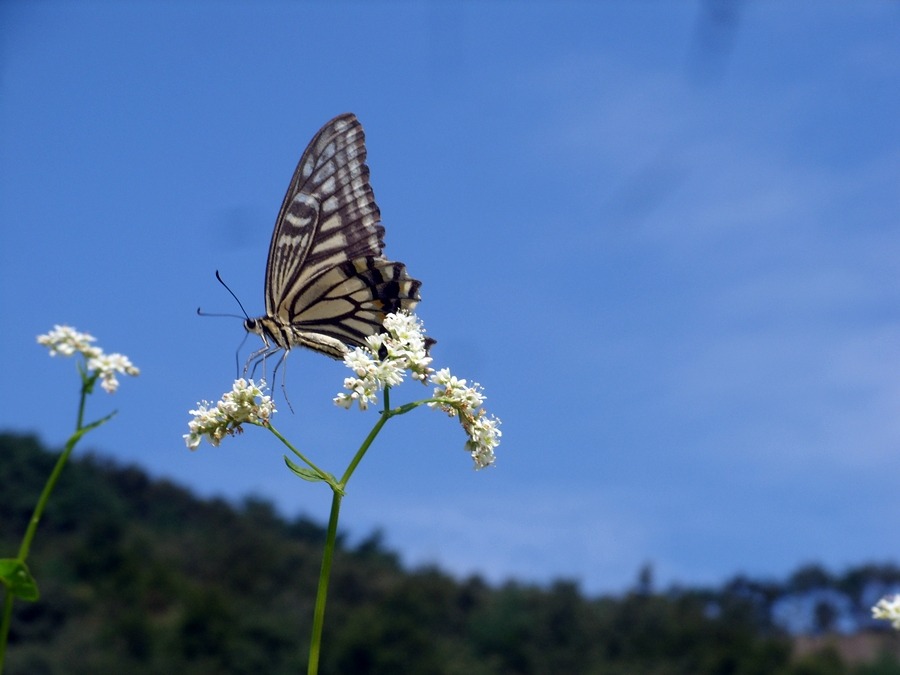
247 113 422 359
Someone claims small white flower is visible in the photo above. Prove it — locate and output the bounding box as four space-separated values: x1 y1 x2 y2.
429 369 486 413
87 352 141 393
345 349 377 378
373 358 406 388
185 379 276 449
334 375 379 411
873 595 900 629
465 412 502 468
457 410 502 470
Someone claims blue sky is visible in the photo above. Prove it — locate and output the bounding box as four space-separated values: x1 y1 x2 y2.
2 2 900 595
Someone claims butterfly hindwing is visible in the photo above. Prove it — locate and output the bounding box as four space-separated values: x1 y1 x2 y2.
290 257 422 346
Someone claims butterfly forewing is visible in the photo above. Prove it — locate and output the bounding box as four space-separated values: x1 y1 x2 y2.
247 113 425 362
266 114 386 321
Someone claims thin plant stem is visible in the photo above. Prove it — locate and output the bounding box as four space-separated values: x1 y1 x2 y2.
17 385 96 561
307 388 396 674
0 375 113 673
340 408 391 486
307 489 342 675
0 429 84 670
0 594 12 674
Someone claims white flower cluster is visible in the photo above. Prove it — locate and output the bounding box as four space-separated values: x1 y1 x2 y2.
37 324 140 393
429 368 502 470
184 378 276 450
872 595 900 629
334 312 501 470
334 312 434 411
37 325 98 357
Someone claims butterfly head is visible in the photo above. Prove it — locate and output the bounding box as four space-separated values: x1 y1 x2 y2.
244 316 280 346
243 316 293 353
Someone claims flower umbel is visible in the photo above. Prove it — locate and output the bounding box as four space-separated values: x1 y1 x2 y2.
873 595 900 629
185 378 276 449
37 324 140 393
334 311 434 411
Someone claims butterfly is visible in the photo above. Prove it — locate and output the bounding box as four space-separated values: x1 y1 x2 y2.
242 113 425 374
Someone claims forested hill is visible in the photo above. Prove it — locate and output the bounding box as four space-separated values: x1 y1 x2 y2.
2 431 900 674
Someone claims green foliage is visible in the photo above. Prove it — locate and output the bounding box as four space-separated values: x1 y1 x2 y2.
1 432 898 674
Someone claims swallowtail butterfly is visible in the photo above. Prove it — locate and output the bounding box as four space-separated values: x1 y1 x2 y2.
243 113 424 370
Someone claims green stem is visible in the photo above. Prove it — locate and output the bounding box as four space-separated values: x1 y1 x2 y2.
306 387 401 673
340 388 403 486
339 410 390 486
18 428 84 561
14 408 114 558
337 394 445 487
307 489 342 675
0 376 113 673
75 369 92 429
0 593 12 674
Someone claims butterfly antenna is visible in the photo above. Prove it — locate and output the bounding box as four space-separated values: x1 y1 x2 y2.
196 307 246 319
213 270 252 320
196 271 250 320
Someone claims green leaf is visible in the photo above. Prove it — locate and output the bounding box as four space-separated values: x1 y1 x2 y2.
0 558 40 601
283 456 326 482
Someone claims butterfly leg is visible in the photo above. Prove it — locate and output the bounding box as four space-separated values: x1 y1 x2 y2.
269 350 295 414
244 344 281 383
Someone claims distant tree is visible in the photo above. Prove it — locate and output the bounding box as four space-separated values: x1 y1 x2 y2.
635 562 654 595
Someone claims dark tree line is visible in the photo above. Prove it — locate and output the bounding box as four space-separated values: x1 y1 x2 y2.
1 432 899 674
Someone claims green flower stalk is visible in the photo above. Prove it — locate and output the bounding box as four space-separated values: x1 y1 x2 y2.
0 326 139 673
185 311 501 674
